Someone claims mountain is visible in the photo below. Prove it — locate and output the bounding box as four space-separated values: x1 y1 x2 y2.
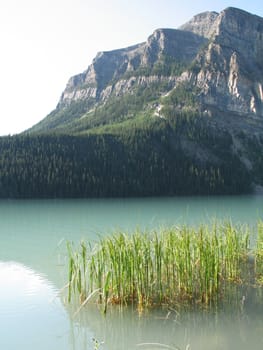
28 27 207 133
29 7 263 135
1 7 263 198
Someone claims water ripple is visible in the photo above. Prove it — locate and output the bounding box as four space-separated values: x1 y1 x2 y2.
0 261 61 318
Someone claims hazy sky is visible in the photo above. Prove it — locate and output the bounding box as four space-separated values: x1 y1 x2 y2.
0 0 262 135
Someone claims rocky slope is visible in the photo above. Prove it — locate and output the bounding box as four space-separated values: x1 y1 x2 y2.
58 28 206 106
192 7 263 118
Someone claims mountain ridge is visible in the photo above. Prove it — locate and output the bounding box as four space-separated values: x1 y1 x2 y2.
28 7 263 135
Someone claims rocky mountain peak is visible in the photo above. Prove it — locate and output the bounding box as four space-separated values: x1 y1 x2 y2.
188 7 263 118
57 26 207 108
179 11 219 38
215 7 263 46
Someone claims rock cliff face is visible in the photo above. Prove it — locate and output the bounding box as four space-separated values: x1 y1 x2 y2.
58 28 206 107
179 10 219 38
191 7 263 118
30 7 263 135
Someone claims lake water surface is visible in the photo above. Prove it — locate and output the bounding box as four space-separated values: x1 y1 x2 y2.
1 195 263 349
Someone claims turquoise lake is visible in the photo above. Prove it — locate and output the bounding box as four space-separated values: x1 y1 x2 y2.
0 195 263 349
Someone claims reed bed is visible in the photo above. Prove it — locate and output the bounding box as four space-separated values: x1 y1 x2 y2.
67 222 263 311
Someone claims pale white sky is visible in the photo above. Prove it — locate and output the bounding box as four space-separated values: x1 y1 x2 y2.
0 0 262 135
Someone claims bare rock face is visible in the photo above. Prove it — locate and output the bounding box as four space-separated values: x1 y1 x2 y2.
58 28 207 107
184 7 263 118
179 11 219 38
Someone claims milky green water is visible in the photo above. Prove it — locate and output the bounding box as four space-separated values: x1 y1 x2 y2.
0 196 263 350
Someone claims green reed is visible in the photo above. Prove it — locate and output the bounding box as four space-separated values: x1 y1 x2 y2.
67 222 263 311
255 221 263 284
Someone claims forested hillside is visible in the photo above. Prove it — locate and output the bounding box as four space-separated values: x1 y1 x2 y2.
0 116 252 198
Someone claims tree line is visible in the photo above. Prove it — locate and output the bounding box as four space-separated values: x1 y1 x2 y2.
0 116 252 198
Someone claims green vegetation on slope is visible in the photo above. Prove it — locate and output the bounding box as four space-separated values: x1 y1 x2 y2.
28 56 190 135
0 113 251 198
121 54 188 79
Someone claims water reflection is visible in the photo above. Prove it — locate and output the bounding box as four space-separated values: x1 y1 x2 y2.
0 261 70 350
67 295 263 350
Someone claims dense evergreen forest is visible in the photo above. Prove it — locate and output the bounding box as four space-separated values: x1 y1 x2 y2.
0 115 252 198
